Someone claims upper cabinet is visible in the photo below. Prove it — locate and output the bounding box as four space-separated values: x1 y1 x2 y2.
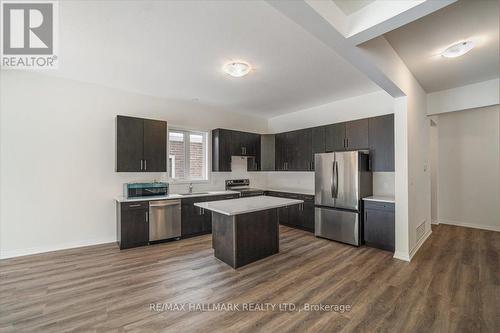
325 119 369 152
212 129 260 172
212 114 394 173
275 129 313 171
345 118 369 150
368 114 395 172
116 116 167 172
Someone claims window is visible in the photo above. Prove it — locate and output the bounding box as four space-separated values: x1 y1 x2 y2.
168 129 208 181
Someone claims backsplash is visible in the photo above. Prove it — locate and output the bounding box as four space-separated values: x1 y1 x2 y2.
135 157 394 197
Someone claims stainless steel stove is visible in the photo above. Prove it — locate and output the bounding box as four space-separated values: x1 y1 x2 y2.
225 179 264 197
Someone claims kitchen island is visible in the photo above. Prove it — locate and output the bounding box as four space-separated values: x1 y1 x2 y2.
195 196 303 268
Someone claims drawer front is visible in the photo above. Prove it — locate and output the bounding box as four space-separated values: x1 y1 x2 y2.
121 201 149 210
363 200 394 211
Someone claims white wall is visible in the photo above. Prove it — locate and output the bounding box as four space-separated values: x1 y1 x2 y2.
267 90 394 132
427 79 500 116
435 105 500 231
359 36 431 261
429 118 439 223
0 71 268 259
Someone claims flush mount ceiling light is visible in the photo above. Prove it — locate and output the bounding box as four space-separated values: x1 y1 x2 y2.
441 41 475 58
223 61 251 77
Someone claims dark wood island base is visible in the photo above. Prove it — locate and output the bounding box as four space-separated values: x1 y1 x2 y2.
212 208 279 268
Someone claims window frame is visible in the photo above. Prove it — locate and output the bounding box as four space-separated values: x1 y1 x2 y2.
167 127 209 183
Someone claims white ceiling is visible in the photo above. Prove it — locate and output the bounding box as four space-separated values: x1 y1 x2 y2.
384 0 499 93
43 0 380 118
333 0 376 16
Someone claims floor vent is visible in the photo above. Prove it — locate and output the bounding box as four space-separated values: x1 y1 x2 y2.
416 220 426 241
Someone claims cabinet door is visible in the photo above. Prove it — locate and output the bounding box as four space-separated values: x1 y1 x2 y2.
212 129 233 172
143 119 167 172
120 204 149 249
325 123 346 152
311 126 325 170
364 208 395 252
246 133 261 171
181 198 209 236
117 116 144 172
294 129 312 171
368 114 394 171
275 133 287 171
299 200 315 231
345 119 369 150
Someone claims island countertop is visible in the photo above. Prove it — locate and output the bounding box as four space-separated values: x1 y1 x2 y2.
194 196 303 216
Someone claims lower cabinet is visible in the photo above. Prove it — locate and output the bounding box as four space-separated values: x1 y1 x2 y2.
363 200 395 252
117 201 149 249
181 194 240 237
266 191 314 232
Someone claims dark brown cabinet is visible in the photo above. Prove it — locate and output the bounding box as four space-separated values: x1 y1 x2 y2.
116 116 167 172
274 129 312 171
213 115 393 173
325 123 346 152
345 118 369 150
311 126 326 169
267 191 314 232
212 129 233 172
181 194 240 237
363 200 395 252
212 129 260 171
368 114 395 171
117 201 149 249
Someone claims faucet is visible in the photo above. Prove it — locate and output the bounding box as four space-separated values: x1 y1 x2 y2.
188 183 193 194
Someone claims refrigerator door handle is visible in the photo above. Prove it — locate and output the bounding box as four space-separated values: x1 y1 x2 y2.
333 161 339 198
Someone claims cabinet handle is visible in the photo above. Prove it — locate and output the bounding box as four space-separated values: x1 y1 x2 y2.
144 159 147 171
140 159 143 170
346 138 349 148
145 212 148 223
128 204 141 208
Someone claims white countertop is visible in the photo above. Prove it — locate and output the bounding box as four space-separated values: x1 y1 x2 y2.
265 188 315 196
362 195 395 203
115 190 239 203
194 196 303 216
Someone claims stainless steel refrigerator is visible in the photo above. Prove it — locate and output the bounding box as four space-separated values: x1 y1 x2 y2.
314 151 372 246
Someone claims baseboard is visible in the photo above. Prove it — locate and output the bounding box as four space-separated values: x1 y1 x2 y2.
431 219 439 225
0 237 117 260
393 251 410 262
438 219 500 232
392 227 432 262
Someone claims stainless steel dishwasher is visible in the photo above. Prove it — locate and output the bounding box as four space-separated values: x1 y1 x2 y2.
149 200 181 241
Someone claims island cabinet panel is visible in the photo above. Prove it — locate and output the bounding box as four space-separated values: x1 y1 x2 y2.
364 200 395 252
212 129 260 171
117 201 149 249
345 118 369 150
181 194 240 237
212 209 279 268
116 116 167 172
368 114 395 171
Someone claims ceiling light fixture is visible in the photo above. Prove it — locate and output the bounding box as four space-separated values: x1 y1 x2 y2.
223 61 251 77
441 41 475 58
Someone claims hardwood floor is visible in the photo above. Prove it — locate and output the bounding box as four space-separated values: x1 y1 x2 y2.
1 224 498 332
